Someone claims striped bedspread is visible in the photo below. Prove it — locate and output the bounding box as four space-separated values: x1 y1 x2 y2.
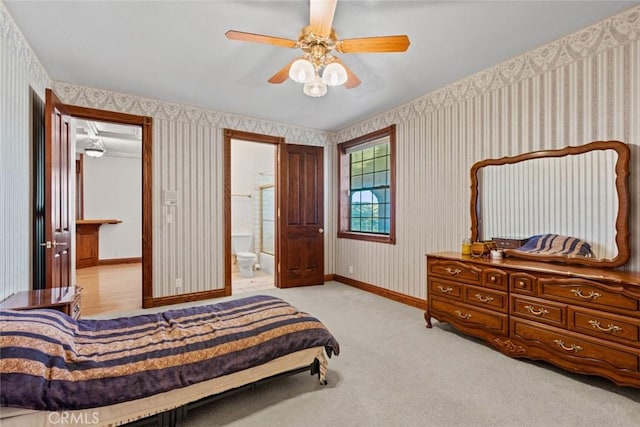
0 295 339 411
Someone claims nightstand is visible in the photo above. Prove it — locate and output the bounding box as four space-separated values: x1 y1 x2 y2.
0 286 82 319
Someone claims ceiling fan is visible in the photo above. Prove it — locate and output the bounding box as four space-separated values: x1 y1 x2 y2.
225 0 410 97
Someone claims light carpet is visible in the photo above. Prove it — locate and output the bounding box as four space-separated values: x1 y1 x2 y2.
89 282 640 427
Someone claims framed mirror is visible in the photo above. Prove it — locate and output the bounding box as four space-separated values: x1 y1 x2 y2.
470 141 630 268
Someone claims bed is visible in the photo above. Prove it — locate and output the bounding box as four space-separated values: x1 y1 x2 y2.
0 294 339 426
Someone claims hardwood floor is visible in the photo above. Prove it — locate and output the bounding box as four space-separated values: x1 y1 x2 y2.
77 263 275 317
76 263 142 316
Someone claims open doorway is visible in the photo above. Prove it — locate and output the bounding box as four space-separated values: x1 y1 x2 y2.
74 119 142 315
224 130 283 295
34 90 153 315
230 139 277 294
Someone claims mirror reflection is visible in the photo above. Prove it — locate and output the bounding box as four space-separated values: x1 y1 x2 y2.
471 141 630 267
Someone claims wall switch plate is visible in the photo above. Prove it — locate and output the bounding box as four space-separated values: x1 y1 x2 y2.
348 266 354 274
175 278 182 288
163 190 178 206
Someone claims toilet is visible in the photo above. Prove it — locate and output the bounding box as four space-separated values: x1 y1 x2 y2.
232 234 257 278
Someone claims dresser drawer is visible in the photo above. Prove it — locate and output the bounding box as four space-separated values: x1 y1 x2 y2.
482 268 508 291
429 278 463 301
510 273 536 296
512 320 639 371
511 295 566 328
428 260 482 284
430 297 508 336
569 307 639 347
538 278 639 313
465 285 507 313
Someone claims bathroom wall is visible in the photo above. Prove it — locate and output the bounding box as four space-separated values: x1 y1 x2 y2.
231 140 276 250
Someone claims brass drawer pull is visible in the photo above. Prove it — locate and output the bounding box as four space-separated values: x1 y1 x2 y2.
524 305 549 316
474 294 494 303
489 276 497 282
437 286 454 294
570 289 601 300
588 320 622 333
445 267 461 275
516 281 526 288
454 310 472 320
553 339 583 353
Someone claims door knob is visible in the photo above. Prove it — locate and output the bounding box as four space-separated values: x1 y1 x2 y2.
319 228 324 234
40 241 67 249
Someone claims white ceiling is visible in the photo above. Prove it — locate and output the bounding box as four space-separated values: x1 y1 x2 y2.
76 119 141 158
5 1 638 132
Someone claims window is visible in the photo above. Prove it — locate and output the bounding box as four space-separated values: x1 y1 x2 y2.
338 125 396 244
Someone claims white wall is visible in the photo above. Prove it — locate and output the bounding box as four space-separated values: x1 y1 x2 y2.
83 154 142 259
332 6 640 301
231 140 274 237
0 2 51 300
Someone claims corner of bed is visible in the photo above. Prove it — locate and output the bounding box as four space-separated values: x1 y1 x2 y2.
0 294 339 426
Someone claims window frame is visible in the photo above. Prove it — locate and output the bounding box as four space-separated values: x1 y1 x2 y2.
337 124 396 244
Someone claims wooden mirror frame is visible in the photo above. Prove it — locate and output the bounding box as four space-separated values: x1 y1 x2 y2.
470 141 630 268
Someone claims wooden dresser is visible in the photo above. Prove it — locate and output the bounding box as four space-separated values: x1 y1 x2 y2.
425 252 640 388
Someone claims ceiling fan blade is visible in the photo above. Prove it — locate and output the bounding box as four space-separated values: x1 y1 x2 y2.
225 30 297 48
333 58 361 89
336 35 410 53
309 0 337 37
268 59 298 84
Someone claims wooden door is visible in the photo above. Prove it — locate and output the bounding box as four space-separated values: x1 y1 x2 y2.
44 89 72 289
277 144 324 287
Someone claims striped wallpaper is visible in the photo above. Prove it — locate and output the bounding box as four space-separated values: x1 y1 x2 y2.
333 6 640 300
1 2 638 303
0 3 51 301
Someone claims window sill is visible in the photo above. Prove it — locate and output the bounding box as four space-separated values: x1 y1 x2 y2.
337 231 396 244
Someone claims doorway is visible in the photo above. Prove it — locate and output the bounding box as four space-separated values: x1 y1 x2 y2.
74 119 143 315
37 91 153 312
224 130 325 294
229 137 277 294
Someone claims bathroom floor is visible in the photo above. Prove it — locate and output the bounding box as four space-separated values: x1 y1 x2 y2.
232 267 275 295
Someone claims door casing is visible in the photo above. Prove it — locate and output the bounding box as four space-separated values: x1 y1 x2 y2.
41 91 154 307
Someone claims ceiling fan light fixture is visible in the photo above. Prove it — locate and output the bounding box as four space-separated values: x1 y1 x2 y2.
289 59 315 83
303 75 328 97
322 62 347 86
